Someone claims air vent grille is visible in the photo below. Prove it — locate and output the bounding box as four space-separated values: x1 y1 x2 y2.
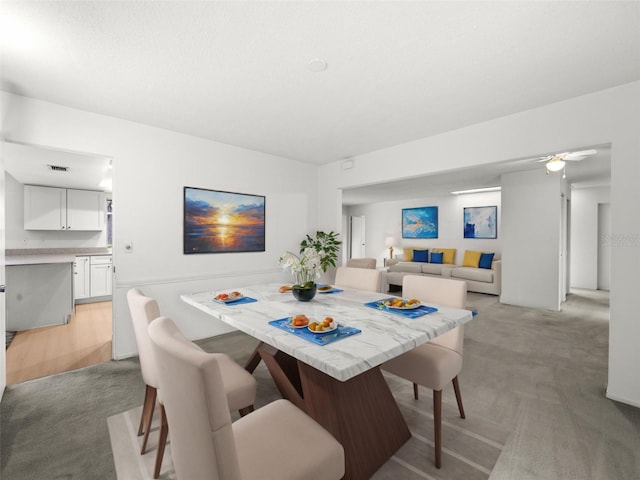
47 165 69 172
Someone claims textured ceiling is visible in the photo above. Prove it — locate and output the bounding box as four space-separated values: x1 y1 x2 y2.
2 1 639 167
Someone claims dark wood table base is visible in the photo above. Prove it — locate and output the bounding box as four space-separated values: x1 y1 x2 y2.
256 343 411 480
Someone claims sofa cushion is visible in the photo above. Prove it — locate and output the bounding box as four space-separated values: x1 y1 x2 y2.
412 249 429 262
421 263 446 275
389 262 422 273
478 253 495 269
403 249 412 261
432 248 456 264
462 250 482 267
430 252 443 264
451 267 494 283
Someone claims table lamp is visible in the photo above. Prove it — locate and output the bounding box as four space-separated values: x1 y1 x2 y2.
385 236 395 259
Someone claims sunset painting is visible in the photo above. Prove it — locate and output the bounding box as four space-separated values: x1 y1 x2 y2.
184 187 265 254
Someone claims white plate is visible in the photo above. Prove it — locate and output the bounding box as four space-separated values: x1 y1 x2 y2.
214 293 244 304
381 300 421 310
308 323 338 334
287 317 310 329
317 285 334 293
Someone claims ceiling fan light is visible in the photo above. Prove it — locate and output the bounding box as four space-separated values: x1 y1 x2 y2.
546 157 565 172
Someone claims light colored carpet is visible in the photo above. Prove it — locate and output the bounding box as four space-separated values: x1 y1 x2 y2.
108 362 509 480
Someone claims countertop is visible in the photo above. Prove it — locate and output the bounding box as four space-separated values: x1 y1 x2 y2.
5 248 112 266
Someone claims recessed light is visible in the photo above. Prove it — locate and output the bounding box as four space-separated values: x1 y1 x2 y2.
308 59 328 72
450 186 501 195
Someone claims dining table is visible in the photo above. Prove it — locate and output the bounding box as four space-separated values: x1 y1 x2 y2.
181 283 473 480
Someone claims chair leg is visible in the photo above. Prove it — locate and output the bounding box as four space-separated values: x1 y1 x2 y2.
239 404 255 417
153 405 169 479
413 382 419 400
140 385 157 454
452 376 466 419
433 389 442 469
138 384 156 436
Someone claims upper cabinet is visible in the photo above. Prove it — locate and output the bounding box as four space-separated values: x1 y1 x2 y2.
24 185 106 231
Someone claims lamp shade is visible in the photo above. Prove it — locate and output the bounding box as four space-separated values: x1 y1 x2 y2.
385 236 395 248
546 157 565 172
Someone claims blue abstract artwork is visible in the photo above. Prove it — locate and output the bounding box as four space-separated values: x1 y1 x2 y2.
464 206 497 239
402 206 438 239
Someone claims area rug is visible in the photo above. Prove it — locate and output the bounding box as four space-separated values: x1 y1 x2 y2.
108 370 509 480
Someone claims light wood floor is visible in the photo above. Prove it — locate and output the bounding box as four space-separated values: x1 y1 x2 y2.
6 301 112 385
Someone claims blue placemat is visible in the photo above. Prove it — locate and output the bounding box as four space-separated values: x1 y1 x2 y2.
364 299 438 318
268 318 361 346
212 296 257 306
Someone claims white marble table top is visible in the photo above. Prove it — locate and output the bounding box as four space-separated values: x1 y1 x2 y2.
181 283 473 382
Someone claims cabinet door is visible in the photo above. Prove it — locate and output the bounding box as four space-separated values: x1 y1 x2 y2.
67 189 105 231
90 263 112 297
73 256 91 300
24 185 67 230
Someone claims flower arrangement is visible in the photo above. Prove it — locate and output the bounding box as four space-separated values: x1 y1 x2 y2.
279 231 341 288
279 247 324 288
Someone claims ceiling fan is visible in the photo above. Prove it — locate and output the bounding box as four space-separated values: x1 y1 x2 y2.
536 149 598 176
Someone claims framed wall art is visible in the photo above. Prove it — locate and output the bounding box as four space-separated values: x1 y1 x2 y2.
183 187 265 254
402 206 438 239
464 206 497 239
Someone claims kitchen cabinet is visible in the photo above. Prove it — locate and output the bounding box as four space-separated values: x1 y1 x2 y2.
90 255 112 297
24 185 105 231
73 256 91 300
6 263 74 331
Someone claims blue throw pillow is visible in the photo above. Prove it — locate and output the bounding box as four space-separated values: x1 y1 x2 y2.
412 249 429 262
478 253 495 269
430 252 443 264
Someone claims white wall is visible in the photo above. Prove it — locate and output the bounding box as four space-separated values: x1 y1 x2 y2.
501 169 564 310
4 173 109 249
570 186 611 289
346 191 501 266
1 92 318 359
0 118 6 398
318 81 640 408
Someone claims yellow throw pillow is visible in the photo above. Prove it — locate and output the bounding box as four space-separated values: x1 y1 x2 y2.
403 248 414 261
462 250 482 268
432 248 456 264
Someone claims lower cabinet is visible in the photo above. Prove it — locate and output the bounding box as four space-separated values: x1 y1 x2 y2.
90 256 113 297
74 255 112 302
73 256 91 300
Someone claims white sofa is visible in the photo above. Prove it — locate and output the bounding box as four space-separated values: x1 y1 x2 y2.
383 258 501 295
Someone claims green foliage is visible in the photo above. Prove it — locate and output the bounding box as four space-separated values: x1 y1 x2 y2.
299 230 341 273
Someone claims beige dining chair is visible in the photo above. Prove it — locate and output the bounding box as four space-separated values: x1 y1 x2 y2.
127 288 257 479
346 257 377 269
148 316 345 480
334 266 381 292
382 275 467 469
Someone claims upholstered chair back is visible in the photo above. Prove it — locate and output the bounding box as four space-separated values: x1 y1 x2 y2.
402 275 467 354
335 266 381 292
346 257 377 269
127 288 161 389
148 316 242 480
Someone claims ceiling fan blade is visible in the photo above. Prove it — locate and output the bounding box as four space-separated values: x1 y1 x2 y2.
564 149 597 160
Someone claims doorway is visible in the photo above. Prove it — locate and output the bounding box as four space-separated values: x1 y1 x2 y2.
3 141 114 385
597 203 611 290
350 215 366 258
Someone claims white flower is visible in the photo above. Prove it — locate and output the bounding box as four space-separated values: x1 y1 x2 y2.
279 247 323 286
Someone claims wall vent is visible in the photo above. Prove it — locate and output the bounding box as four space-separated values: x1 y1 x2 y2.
47 164 69 172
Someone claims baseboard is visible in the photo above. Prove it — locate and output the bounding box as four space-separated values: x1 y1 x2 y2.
605 389 640 409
